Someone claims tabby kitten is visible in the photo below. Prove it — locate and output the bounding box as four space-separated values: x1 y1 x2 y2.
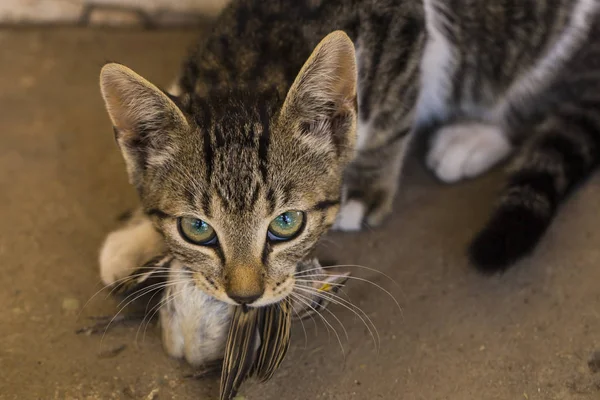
99 0 600 361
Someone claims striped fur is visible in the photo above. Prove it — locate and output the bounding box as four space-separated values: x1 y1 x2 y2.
420 0 600 271
470 46 600 270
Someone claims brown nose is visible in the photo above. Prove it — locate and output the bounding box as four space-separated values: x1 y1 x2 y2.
224 265 264 305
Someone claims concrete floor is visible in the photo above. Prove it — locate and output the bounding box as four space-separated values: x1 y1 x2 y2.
1 28 600 400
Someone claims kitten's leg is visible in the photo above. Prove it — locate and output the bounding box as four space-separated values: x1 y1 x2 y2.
333 134 409 231
470 107 600 271
426 122 513 183
99 208 166 285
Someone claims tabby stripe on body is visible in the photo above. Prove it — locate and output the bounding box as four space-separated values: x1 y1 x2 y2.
471 100 600 270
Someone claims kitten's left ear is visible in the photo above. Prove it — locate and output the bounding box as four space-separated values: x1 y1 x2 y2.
100 63 189 189
280 31 358 158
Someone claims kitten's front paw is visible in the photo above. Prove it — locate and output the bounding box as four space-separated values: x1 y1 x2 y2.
99 217 166 285
426 122 512 183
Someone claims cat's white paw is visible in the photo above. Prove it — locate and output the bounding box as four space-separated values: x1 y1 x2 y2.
426 122 512 183
332 200 366 231
99 218 165 285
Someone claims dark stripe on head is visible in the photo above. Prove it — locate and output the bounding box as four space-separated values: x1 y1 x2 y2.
250 183 261 209
266 188 277 215
214 123 225 148
203 129 214 183
146 208 170 219
195 97 214 183
201 191 213 219
312 199 340 211
258 102 271 182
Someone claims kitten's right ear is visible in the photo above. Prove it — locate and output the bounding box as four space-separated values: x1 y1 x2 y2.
280 31 358 160
100 63 189 189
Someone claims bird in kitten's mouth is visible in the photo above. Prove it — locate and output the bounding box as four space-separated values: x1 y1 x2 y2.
104 254 350 400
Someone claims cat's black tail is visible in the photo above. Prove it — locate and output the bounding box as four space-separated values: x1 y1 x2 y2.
469 105 600 273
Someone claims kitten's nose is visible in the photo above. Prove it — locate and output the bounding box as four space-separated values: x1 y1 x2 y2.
229 293 261 305
224 264 265 305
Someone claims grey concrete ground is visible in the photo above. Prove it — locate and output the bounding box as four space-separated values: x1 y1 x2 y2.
1 28 600 400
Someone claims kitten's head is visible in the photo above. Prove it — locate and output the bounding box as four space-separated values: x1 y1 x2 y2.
100 31 357 307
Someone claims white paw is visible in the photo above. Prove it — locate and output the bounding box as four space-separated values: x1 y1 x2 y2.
99 218 165 285
426 122 512 183
332 200 366 231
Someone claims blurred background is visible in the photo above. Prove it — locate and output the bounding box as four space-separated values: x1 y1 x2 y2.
1 1 600 399
0 0 228 27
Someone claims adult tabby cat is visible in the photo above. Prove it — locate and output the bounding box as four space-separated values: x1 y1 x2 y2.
99 0 600 314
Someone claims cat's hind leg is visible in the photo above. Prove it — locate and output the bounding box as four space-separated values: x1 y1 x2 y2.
426 121 513 183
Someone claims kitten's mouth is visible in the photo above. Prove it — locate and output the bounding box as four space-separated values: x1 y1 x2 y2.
251 280 295 308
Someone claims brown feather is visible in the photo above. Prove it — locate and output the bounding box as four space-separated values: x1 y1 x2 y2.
220 306 260 400
252 301 292 382
220 301 293 400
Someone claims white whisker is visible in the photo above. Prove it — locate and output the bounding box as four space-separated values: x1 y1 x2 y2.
290 292 346 360
294 284 379 352
98 280 189 349
298 274 402 315
289 292 332 342
295 264 400 289
78 268 180 320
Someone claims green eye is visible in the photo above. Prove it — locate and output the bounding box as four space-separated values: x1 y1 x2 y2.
178 217 217 245
268 211 305 241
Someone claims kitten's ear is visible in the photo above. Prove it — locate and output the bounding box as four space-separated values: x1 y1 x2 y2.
281 31 358 158
99 63 189 188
